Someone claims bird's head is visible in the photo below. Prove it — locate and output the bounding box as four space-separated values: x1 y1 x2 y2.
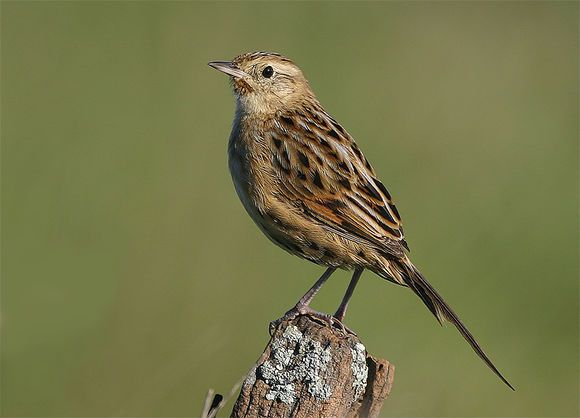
209 52 316 115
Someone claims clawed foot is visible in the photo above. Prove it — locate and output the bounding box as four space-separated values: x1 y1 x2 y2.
269 305 357 336
331 316 357 336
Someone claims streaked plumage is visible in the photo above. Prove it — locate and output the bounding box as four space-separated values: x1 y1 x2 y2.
209 51 513 390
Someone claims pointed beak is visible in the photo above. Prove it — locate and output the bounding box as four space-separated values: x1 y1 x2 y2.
208 61 248 79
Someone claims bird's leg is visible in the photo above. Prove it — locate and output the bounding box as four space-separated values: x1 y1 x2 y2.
270 267 337 334
333 267 363 322
295 266 337 309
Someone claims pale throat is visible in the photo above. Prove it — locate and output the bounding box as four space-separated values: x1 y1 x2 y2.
235 93 284 118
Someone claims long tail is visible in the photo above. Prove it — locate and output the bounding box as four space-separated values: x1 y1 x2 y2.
386 256 514 390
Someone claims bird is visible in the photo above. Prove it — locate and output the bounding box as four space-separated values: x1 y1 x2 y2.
208 51 513 390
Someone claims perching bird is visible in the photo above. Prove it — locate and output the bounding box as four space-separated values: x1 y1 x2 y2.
209 51 513 390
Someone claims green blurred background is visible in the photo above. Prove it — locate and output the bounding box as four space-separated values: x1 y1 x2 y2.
2 1 578 417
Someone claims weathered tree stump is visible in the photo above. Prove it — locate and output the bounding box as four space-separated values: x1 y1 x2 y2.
231 315 394 418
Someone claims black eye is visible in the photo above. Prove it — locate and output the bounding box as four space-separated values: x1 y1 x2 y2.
262 66 274 78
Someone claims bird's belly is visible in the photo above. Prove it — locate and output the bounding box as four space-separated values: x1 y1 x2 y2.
228 138 369 269
228 142 287 244
229 147 311 256
228 146 263 227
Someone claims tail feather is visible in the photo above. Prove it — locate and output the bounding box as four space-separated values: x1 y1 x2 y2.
394 257 515 390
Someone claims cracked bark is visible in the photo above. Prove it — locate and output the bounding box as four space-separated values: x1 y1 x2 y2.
230 316 394 418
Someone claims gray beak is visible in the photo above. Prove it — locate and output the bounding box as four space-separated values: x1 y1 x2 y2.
208 61 248 78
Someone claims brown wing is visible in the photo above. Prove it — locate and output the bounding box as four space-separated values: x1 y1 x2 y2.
268 106 409 258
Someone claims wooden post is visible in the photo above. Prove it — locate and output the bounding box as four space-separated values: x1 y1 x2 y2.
230 315 395 418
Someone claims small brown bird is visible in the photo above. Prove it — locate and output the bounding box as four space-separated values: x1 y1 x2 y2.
209 51 513 390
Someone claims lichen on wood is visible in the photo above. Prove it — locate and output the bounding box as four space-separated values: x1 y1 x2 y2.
231 315 394 418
